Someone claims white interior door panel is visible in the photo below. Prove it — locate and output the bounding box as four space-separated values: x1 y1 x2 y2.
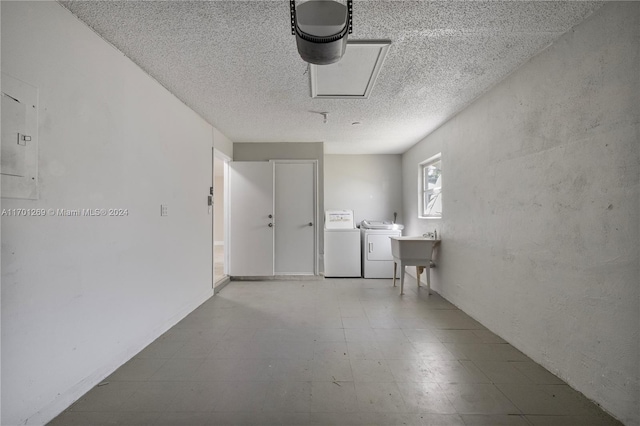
228 162 274 276
274 161 316 274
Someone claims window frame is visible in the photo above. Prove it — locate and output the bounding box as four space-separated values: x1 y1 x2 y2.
418 153 442 219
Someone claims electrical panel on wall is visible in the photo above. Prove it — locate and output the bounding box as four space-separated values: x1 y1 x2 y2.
1 73 39 199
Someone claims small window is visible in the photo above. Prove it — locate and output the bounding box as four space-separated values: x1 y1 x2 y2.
419 154 442 218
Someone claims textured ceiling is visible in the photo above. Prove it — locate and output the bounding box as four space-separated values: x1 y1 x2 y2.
60 1 602 154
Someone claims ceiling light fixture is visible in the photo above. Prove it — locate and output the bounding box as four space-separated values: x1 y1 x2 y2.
290 0 353 65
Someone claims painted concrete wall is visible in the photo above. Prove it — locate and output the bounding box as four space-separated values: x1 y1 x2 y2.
213 127 233 159
402 3 639 424
325 154 403 225
1 2 217 424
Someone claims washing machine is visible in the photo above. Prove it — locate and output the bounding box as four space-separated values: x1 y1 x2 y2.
360 220 403 278
324 210 361 277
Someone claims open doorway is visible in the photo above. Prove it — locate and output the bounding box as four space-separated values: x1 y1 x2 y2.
213 150 230 290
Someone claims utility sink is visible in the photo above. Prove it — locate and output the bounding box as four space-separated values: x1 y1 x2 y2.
390 236 440 295
390 236 437 259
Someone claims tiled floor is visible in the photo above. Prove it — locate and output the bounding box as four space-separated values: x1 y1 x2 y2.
49 278 621 426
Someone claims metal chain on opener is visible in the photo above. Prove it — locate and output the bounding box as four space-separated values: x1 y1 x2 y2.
290 0 297 35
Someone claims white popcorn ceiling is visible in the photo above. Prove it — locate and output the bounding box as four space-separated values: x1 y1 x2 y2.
60 1 602 154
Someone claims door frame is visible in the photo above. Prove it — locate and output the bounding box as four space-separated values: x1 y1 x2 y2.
271 159 319 276
213 148 231 289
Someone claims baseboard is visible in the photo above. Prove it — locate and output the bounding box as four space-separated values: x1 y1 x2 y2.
231 275 323 281
214 276 231 293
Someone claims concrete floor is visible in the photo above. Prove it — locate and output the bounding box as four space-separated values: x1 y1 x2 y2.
49 278 621 425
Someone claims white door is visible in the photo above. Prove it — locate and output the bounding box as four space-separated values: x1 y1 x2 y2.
274 161 316 275
212 150 230 288
228 162 274 276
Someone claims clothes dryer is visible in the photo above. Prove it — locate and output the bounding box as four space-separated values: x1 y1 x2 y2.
360 220 403 278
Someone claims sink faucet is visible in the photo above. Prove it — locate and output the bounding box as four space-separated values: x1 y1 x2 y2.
393 212 397 224
421 230 438 239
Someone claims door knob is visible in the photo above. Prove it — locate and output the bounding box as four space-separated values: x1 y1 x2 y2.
268 223 273 227
308 222 313 226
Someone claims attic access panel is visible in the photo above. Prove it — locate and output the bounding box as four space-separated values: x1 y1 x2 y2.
309 41 391 99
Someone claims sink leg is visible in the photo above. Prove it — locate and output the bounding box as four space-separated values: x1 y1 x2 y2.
393 263 397 287
400 264 405 295
416 267 421 288
426 265 431 295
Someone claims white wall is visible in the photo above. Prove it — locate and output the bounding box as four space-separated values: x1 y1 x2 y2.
1 2 220 424
213 127 233 159
325 154 403 225
402 3 639 424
